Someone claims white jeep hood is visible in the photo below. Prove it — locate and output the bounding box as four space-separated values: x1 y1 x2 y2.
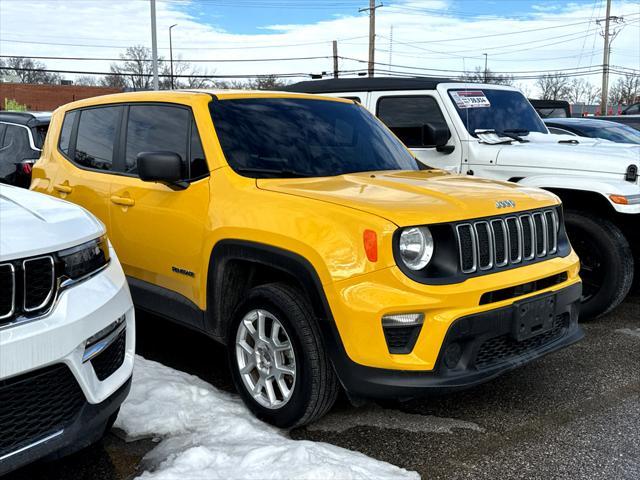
0 185 104 261
495 132 640 176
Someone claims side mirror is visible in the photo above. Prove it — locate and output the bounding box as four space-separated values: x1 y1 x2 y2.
422 123 454 154
137 151 188 190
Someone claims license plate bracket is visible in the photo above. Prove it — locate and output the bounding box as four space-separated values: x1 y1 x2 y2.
512 293 557 342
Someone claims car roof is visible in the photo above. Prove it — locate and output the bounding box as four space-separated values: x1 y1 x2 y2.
0 111 51 127
529 99 571 108
283 77 459 93
57 89 351 112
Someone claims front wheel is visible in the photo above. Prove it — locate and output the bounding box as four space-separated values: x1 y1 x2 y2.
228 283 338 428
564 210 634 320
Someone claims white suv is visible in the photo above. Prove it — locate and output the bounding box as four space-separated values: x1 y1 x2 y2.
0 185 135 475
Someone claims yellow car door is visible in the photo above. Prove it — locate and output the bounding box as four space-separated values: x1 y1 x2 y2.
108 103 210 320
33 106 123 231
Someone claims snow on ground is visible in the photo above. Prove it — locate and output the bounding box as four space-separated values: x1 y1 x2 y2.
115 356 420 480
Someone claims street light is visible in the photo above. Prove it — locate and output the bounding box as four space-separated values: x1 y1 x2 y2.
169 23 178 89
483 53 488 83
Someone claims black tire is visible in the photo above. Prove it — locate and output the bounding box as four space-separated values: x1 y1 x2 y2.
227 283 339 428
564 210 634 320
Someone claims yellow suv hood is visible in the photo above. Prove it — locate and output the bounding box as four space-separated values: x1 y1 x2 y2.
258 170 559 227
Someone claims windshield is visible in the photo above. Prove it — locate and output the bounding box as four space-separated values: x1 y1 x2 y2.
449 89 547 137
580 123 640 144
210 98 418 178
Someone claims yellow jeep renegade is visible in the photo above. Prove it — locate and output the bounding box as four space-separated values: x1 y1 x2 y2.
32 90 583 427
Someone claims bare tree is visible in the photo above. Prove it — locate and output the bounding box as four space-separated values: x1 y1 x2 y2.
515 82 532 97
609 73 640 105
535 73 570 100
245 75 290 90
74 75 100 87
108 45 165 90
158 57 215 89
461 66 514 86
565 78 600 104
0 56 61 84
100 71 128 89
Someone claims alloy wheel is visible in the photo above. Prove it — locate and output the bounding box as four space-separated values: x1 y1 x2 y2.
235 309 297 409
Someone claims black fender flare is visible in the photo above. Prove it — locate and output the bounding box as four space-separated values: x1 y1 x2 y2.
206 240 333 342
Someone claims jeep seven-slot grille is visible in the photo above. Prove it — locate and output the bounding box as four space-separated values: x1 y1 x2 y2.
0 256 56 327
456 209 559 274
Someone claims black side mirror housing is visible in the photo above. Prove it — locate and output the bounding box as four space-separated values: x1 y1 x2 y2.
422 123 455 154
137 151 188 190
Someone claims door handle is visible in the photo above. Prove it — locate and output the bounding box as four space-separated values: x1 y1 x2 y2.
110 195 135 207
54 184 73 194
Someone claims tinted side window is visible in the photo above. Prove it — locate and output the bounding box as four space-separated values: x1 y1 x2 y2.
58 111 77 157
0 124 7 147
32 125 48 149
547 127 575 136
75 107 120 171
189 120 208 178
377 96 448 147
125 105 189 176
0 125 32 177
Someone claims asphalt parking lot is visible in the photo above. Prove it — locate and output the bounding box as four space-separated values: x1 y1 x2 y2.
8 286 639 480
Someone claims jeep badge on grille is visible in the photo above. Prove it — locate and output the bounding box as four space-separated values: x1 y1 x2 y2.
496 200 516 209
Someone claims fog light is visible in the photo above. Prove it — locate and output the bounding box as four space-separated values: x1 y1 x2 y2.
83 315 126 362
381 313 424 327
382 313 424 354
443 342 462 369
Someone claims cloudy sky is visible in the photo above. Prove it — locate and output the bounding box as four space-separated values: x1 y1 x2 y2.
1 0 638 94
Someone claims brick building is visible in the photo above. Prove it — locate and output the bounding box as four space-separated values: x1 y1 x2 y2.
1 82 123 111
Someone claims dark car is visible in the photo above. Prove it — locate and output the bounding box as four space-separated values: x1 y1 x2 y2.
622 103 640 115
0 111 51 188
545 117 640 144
591 114 640 132
529 99 571 118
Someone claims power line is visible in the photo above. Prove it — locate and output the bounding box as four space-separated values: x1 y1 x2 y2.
0 35 368 50
0 54 335 63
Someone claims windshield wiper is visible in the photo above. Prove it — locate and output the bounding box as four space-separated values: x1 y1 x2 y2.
234 166 312 178
475 129 530 144
497 129 530 143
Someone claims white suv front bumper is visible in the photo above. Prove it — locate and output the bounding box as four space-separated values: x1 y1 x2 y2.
0 247 135 403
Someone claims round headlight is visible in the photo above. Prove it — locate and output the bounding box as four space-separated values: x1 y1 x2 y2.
398 226 434 271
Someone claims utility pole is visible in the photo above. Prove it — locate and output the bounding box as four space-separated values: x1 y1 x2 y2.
597 1 625 115
150 0 159 90
360 1 382 77
169 24 177 89
483 53 488 82
599 0 612 114
332 40 339 78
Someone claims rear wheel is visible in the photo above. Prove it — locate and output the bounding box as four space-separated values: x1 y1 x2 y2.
228 283 338 428
564 210 634 319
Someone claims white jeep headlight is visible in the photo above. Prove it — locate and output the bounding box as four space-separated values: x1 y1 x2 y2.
398 226 434 270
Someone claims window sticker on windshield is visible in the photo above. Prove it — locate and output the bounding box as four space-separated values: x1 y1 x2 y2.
450 90 491 109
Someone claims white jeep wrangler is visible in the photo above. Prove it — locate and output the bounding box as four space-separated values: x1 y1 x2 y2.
286 78 640 319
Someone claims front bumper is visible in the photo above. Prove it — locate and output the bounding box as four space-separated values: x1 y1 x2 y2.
324 282 582 399
0 376 132 476
0 248 135 474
